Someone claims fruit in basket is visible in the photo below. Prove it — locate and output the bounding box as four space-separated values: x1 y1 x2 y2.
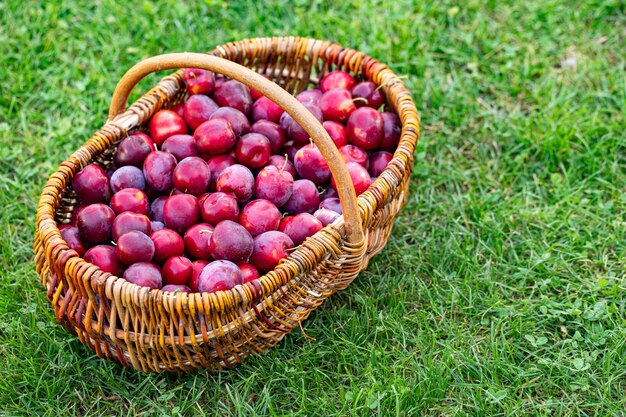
200 192 239 225
215 164 255 202
123 262 162 289
110 188 149 215
149 110 187 146
67 67 401 295
213 80 252 115
320 70 356 93
235 133 271 168
112 212 151 241
110 165 146 193
238 261 260 283
255 165 294 207
252 96 284 123
194 118 236 156
282 179 320 214
143 151 177 191
280 102 323 145
294 144 331 186
332 162 371 196
183 223 213 260
208 220 254 262
163 194 200 234
114 135 152 167
239 199 281 236
172 156 211 195
314 208 340 226
33 38 422 374
197 260 243 293
346 107 384 150
84 245 124 276
318 88 356 123
339 144 369 169
117 230 155 264
323 120 348 148
183 68 215 96
279 213 323 246
250 121 286 155
59 225 86 256
77 203 115 243
73 164 111 204
369 151 393 177
210 107 250 137
350 81 384 109
161 134 199 161
151 229 185 264
380 112 401 152
162 256 193 286
249 231 294 272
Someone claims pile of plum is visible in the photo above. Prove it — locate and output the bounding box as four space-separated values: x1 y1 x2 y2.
59 68 401 294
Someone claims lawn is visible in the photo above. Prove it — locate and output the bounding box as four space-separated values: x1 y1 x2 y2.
1 0 625 415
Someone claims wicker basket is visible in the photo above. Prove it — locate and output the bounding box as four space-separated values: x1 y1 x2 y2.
34 37 420 372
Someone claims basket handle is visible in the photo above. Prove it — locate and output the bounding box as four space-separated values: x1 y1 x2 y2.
108 53 364 244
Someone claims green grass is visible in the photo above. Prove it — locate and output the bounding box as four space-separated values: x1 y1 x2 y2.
1 0 625 415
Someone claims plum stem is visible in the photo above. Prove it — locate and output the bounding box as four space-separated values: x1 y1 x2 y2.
281 154 288 172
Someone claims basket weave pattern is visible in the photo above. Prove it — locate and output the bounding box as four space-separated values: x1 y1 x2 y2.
34 37 420 372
